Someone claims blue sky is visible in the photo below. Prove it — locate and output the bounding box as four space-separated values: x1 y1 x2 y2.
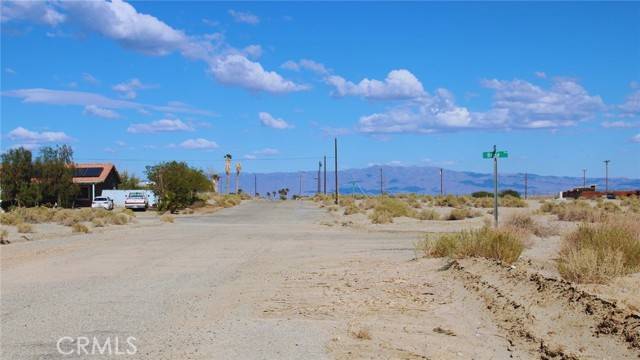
1 1 639 179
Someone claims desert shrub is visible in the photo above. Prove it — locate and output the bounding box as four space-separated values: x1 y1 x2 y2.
146 161 212 212
16 222 33 233
558 219 640 283
160 213 175 223
446 207 481 220
415 209 440 220
500 195 527 208
422 226 524 264
1 228 9 241
360 197 378 210
369 209 394 224
471 197 494 208
339 197 355 207
620 195 640 213
596 201 621 213
0 212 20 225
373 197 415 218
344 203 361 215
540 201 606 222
109 213 130 225
182 208 194 214
213 194 243 208
505 213 556 237
433 195 467 208
71 223 90 233
92 218 105 227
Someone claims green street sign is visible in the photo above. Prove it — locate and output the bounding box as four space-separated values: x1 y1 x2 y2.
482 150 508 159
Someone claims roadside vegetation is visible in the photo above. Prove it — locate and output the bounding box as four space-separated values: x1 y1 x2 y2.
417 226 525 264
557 218 640 283
145 161 212 213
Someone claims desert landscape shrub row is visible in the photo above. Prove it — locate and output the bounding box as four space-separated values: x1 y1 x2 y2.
0 207 135 231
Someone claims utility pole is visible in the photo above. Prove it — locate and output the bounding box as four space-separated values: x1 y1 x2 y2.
380 167 384 195
493 145 499 227
317 161 322 194
604 160 610 193
439 168 444 196
524 172 528 200
582 169 587 188
334 138 339 204
323 156 327 195
254 174 257 196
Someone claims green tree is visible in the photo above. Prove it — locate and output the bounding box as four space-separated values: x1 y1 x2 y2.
499 189 520 198
34 145 78 207
0 147 35 207
145 161 212 212
118 170 142 190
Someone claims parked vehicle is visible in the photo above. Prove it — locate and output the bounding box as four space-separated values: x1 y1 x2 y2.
125 192 149 211
91 197 114 210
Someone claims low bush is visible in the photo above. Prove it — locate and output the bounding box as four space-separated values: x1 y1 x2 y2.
446 207 481 220
92 218 105 227
344 203 362 215
420 226 525 264
557 219 640 283
415 209 440 220
373 197 415 218
539 201 606 222
1 228 9 242
505 213 556 237
500 195 527 208
71 223 90 233
16 222 33 233
471 197 493 208
369 209 394 224
433 195 468 208
213 194 243 208
109 213 130 225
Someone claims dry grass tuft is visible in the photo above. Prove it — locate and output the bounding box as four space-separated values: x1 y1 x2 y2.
415 209 440 220
558 218 640 283
369 209 394 224
539 200 607 222
16 222 34 233
446 207 481 220
500 195 527 208
160 213 175 223
91 218 106 227
419 226 525 264
71 223 90 233
505 213 557 237
0 228 9 244
109 213 131 225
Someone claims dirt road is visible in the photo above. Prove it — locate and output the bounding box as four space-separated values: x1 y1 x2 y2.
1 200 638 359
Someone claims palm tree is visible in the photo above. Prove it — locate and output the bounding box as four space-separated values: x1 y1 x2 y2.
224 154 232 194
235 162 242 194
211 173 220 194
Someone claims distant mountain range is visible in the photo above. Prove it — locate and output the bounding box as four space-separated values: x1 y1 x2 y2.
230 165 640 196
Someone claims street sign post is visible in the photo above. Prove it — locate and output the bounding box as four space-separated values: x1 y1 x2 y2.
483 146 508 227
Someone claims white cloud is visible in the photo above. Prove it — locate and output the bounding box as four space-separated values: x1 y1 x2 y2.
6 1 299 95
632 133 640 143
208 55 308 93
602 121 638 128
1 0 65 26
228 10 259 25
242 44 262 59
5 68 16 75
82 72 99 85
356 78 604 134
202 18 219 27
619 90 640 117
127 119 193 133
326 69 426 100
243 147 279 159
281 59 329 75
535 71 547 79
83 105 120 119
180 138 218 149
60 0 187 56
7 127 71 144
3 88 215 116
258 112 293 129
112 78 154 99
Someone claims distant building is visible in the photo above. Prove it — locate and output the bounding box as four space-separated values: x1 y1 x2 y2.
73 163 121 206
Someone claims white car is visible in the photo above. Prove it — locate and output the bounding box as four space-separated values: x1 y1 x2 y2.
125 192 149 211
92 196 114 210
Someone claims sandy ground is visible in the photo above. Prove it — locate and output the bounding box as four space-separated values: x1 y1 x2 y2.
1 200 638 359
